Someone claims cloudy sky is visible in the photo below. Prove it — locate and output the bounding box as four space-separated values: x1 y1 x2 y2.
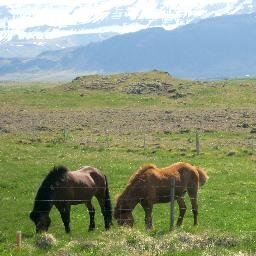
0 0 254 40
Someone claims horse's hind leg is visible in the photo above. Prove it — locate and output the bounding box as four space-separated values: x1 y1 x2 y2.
96 196 111 230
176 196 187 226
56 204 71 233
187 187 198 225
86 201 95 231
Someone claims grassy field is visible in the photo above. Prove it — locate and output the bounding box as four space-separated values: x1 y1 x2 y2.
0 71 256 255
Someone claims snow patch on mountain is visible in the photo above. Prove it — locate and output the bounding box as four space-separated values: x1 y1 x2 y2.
0 0 255 42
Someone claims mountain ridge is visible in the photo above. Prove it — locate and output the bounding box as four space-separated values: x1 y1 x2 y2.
1 13 256 80
1 1 255 59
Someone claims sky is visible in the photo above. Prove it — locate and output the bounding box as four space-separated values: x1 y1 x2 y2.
0 0 254 40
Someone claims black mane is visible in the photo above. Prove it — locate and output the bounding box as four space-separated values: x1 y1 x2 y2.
40 166 69 188
32 166 69 213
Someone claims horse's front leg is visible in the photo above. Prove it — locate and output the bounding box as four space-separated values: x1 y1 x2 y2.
86 201 95 231
141 201 153 229
56 204 71 233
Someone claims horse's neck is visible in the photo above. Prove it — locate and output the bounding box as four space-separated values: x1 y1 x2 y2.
128 197 139 210
34 185 54 213
120 186 139 211
33 197 53 214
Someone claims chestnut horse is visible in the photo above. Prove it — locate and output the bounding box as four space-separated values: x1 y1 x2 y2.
30 166 112 233
114 162 208 229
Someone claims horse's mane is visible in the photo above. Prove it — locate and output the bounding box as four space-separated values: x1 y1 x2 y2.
128 164 157 184
41 166 69 187
33 166 69 212
115 164 157 213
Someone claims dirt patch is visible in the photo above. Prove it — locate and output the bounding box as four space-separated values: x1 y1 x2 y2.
0 106 255 134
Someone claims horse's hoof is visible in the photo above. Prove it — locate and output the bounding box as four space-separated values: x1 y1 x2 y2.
65 227 71 233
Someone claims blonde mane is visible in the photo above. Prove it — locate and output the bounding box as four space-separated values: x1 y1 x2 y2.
128 164 157 184
116 164 157 203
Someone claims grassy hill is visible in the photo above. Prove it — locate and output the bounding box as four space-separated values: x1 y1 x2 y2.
0 71 255 255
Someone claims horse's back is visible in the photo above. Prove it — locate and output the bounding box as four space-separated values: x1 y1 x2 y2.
75 165 101 175
161 162 194 173
160 162 199 180
70 166 105 186
142 162 200 202
54 166 105 204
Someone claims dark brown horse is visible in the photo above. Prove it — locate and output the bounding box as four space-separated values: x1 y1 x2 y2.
30 166 112 233
114 162 208 229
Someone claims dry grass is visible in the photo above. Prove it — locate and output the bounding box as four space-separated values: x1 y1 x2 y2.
43 229 251 256
36 233 57 249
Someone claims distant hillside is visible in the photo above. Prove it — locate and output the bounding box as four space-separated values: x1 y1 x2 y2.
1 13 256 80
64 70 189 99
0 33 117 58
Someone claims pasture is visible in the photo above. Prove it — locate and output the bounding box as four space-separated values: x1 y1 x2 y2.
0 71 255 255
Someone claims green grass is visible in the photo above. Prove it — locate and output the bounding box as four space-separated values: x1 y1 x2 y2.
0 86 171 109
0 131 255 255
183 81 256 109
1 72 255 110
0 73 256 255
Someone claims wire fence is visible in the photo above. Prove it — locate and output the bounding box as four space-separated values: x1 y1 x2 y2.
3 181 255 223
1 120 256 154
1 124 256 233
1 183 256 235
61 128 256 152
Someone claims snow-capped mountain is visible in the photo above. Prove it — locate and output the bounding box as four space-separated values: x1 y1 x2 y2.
0 0 255 43
1 12 256 81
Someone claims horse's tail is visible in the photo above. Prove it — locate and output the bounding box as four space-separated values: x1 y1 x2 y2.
196 166 209 187
104 175 112 227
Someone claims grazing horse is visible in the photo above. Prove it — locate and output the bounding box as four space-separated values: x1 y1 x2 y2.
30 166 112 233
114 162 208 229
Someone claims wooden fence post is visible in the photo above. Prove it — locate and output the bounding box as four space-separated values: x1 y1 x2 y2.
31 120 36 142
16 231 21 250
63 126 68 142
105 129 110 148
196 130 200 154
143 132 146 149
170 177 175 230
90 122 93 147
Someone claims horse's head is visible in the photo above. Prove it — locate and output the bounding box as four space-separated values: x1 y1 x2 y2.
29 211 51 233
114 203 134 227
